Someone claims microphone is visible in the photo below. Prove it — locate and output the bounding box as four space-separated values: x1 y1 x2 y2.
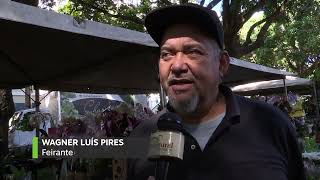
148 112 185 180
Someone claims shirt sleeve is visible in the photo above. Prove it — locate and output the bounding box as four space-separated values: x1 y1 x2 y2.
127 158 137 180
286 123 307 180
270 106 307 180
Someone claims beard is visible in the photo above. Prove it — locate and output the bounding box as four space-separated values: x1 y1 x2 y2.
168 91 199 114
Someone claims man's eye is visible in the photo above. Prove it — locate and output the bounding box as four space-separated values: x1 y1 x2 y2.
160 51 174 60
187 49 203 55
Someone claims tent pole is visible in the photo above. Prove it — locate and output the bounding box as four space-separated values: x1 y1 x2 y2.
34 86 40 138
35 86 40 112
283 78 288 100
160 85 166 109
313 81 320 121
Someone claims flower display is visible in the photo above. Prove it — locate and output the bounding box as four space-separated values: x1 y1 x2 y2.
54 102 154 138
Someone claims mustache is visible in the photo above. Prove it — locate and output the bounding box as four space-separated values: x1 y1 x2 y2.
167 75 194 86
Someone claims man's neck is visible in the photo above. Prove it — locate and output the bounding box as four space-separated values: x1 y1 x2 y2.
181 94 226 124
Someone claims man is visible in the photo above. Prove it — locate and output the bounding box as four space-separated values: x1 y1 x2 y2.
127 3 306 180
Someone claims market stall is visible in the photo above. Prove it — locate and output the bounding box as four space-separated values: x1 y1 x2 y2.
231 75 320 121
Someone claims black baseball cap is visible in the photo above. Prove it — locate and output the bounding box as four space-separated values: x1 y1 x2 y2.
145 3 224 49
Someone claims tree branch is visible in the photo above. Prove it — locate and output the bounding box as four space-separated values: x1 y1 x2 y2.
242 0 266 22
242 20 273 54
301 58 320 76
73 0 144 25
158 0 172 6
207 0 221 10
200 0 205 6
241 0 288 55
242 17 268 47
286 59 298 72
179 0 188 4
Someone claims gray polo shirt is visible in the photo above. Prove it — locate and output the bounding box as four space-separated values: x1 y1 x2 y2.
183 112 225 150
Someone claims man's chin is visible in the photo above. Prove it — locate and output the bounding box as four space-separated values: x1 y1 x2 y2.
168 95 199 114
168 96 192 105
168 90 194 101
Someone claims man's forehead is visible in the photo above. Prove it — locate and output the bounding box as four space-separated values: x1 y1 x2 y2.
161 24 216 47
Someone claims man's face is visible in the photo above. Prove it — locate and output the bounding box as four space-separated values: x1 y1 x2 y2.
159 24 224 115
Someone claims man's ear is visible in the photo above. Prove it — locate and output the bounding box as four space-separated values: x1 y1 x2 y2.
219 50 230 76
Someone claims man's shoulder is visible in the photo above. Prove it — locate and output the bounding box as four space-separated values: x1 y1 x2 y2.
234 95 293 128
235 95 275 112
235 95 281 114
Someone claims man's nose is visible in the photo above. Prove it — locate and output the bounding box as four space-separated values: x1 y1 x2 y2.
170 52 188 75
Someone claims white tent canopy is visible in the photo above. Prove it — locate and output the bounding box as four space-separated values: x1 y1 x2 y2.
232 76 312 96
224 58 294 86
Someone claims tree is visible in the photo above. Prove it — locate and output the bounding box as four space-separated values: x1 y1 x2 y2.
248 0 320 78
0 90 15 158
57 0 292 58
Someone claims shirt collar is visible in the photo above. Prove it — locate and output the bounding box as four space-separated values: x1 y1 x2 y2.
219 85 240 124
166 84 241 124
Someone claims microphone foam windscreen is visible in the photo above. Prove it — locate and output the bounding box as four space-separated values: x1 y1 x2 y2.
157 112 183 132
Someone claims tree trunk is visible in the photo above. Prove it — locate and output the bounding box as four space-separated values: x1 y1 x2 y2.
25 86 32 108
0 89 15 158
222 0 242 58
224 34 242 58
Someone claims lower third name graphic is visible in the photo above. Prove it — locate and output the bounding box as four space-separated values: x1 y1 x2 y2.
41 138 124 146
